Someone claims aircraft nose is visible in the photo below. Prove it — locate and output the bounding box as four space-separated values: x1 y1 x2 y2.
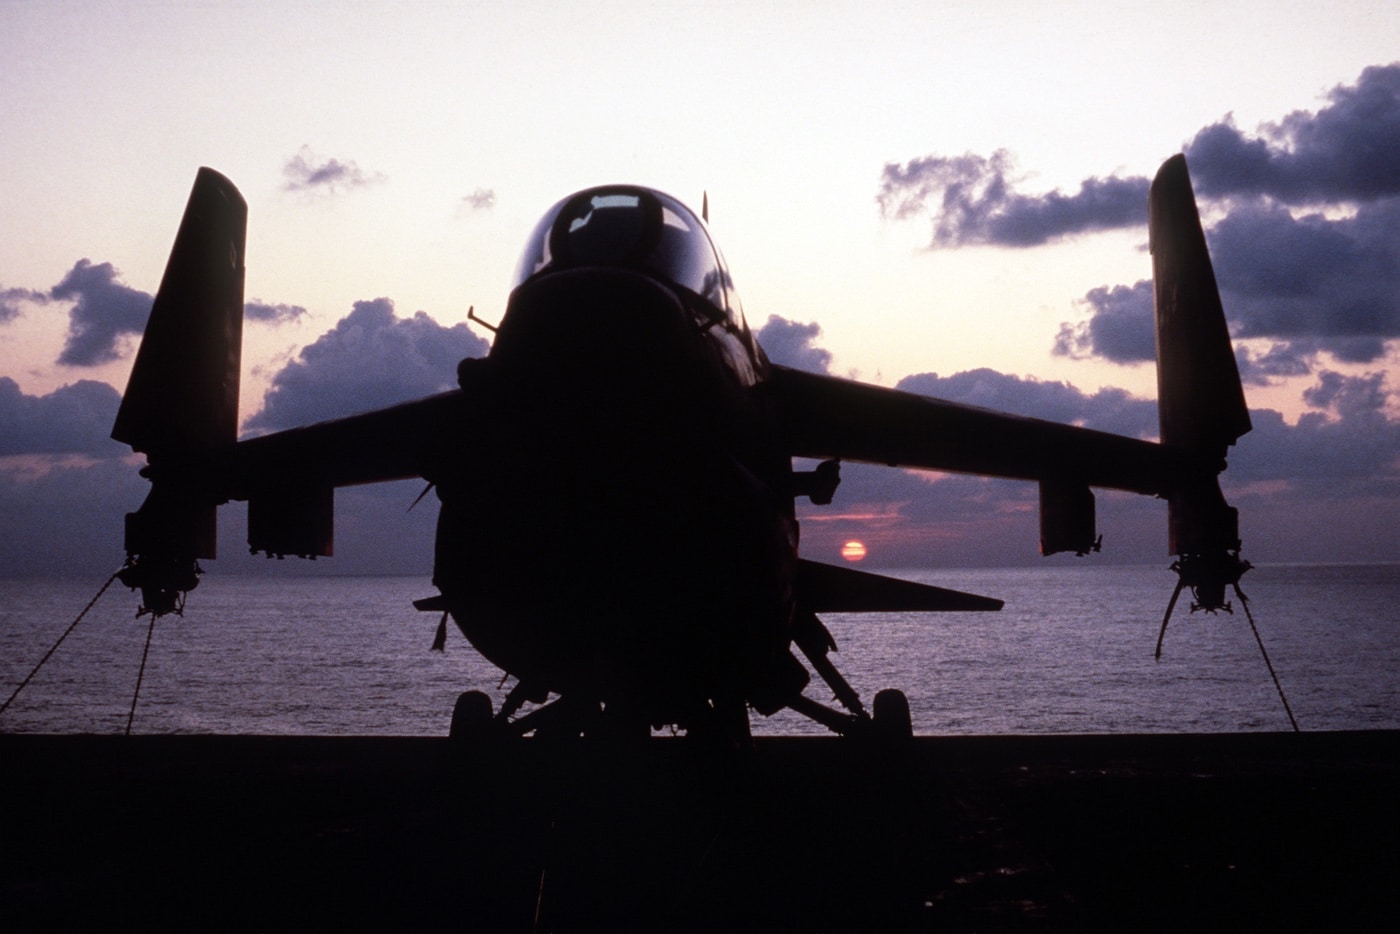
489 268 709 408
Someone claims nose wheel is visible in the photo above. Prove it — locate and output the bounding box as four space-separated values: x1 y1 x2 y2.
785 610 914 740
872 688 913 739
449 690 500 742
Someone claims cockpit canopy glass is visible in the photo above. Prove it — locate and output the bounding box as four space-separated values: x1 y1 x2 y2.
512 186 740 319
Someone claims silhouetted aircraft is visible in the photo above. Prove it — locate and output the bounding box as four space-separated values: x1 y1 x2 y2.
112 155 1251 743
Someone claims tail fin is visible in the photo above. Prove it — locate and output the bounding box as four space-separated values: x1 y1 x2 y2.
1149 155 1251 607
112 169 246 614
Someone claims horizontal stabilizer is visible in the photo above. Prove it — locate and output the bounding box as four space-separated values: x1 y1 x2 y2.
796 560 1002 612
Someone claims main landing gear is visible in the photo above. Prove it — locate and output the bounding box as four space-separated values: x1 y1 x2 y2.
447 683 913 745
783 610 914 741
446 610 913 744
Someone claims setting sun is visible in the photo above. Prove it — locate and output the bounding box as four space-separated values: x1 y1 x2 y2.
840 540 867 562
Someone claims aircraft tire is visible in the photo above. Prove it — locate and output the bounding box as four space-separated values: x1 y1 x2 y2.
872 688 913 740
449 690 495 742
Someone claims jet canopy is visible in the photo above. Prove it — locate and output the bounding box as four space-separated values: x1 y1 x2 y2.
512 185 742 321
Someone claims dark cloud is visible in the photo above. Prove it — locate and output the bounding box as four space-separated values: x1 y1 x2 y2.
461 188 496 212
894 368 1159 439
26 261 306 366
1231 404 1398 494
877 150 1014 224
0 382 140 575
244 300 308 325
1053 281 1155 364
756 315 832 374
1233 342 1314 386
1206 199 1399 359
877 150 1148 247
1045 66 1400 370
1056 195 1400 368
795 368 1166 563
1184 63 1400 204
282 146 384 195
0 378 124 456
246 298 490 432
49 260 153 367
1301 370 1390 420
0 456 148 577
2 286 47 323
795 364 1397 566
882 65 1400 255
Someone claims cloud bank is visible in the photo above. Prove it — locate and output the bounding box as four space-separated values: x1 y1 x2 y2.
883 64 1400 252
766 307 1396 566
247 298 490 431
1183 63 1400 204
0 294 484 576
0 378 124 456
866 63 1400 375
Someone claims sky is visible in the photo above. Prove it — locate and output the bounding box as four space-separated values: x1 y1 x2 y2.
1 0 1397 578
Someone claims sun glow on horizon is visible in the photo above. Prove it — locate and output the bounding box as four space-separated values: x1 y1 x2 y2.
840 540 867 562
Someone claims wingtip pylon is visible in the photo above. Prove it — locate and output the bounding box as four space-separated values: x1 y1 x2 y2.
112 167 248 608
1149 155 1251 600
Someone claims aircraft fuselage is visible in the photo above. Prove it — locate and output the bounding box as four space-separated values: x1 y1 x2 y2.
432 266 802 726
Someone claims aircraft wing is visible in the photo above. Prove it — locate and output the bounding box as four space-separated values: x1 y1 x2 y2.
228 390 467 494
765 364 1207 497
219 383 486 559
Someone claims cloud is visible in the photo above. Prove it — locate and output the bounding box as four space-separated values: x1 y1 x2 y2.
0 377 125 456
1233 342 1314 386
1053 281 1155 364
1301 370 1390 421
883 65 1400 255
1230 372 1399 494
282 146 385 195
43 263 309 367
877 149 1150 248
896 368 1162 442
0 456 148 577
799 369 1165 566
1041 65 1400 370
461 188 497 212
246 298 490 432
1055 195 1400 368
792 363 1397 566
2 286 47 324
1184 63 1400 204
0 380 137 576
49 260 153 367
756 315 832 374
1206 199 1399 359
244 300 308 325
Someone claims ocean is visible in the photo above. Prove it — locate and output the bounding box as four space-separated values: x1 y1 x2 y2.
2 564 1396 736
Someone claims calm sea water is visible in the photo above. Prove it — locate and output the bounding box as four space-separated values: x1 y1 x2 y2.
2 564 1396 736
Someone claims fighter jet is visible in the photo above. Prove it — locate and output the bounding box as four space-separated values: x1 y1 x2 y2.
112 155 1250 743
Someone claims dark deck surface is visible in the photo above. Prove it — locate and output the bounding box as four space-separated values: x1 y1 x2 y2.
3 731 1398 931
